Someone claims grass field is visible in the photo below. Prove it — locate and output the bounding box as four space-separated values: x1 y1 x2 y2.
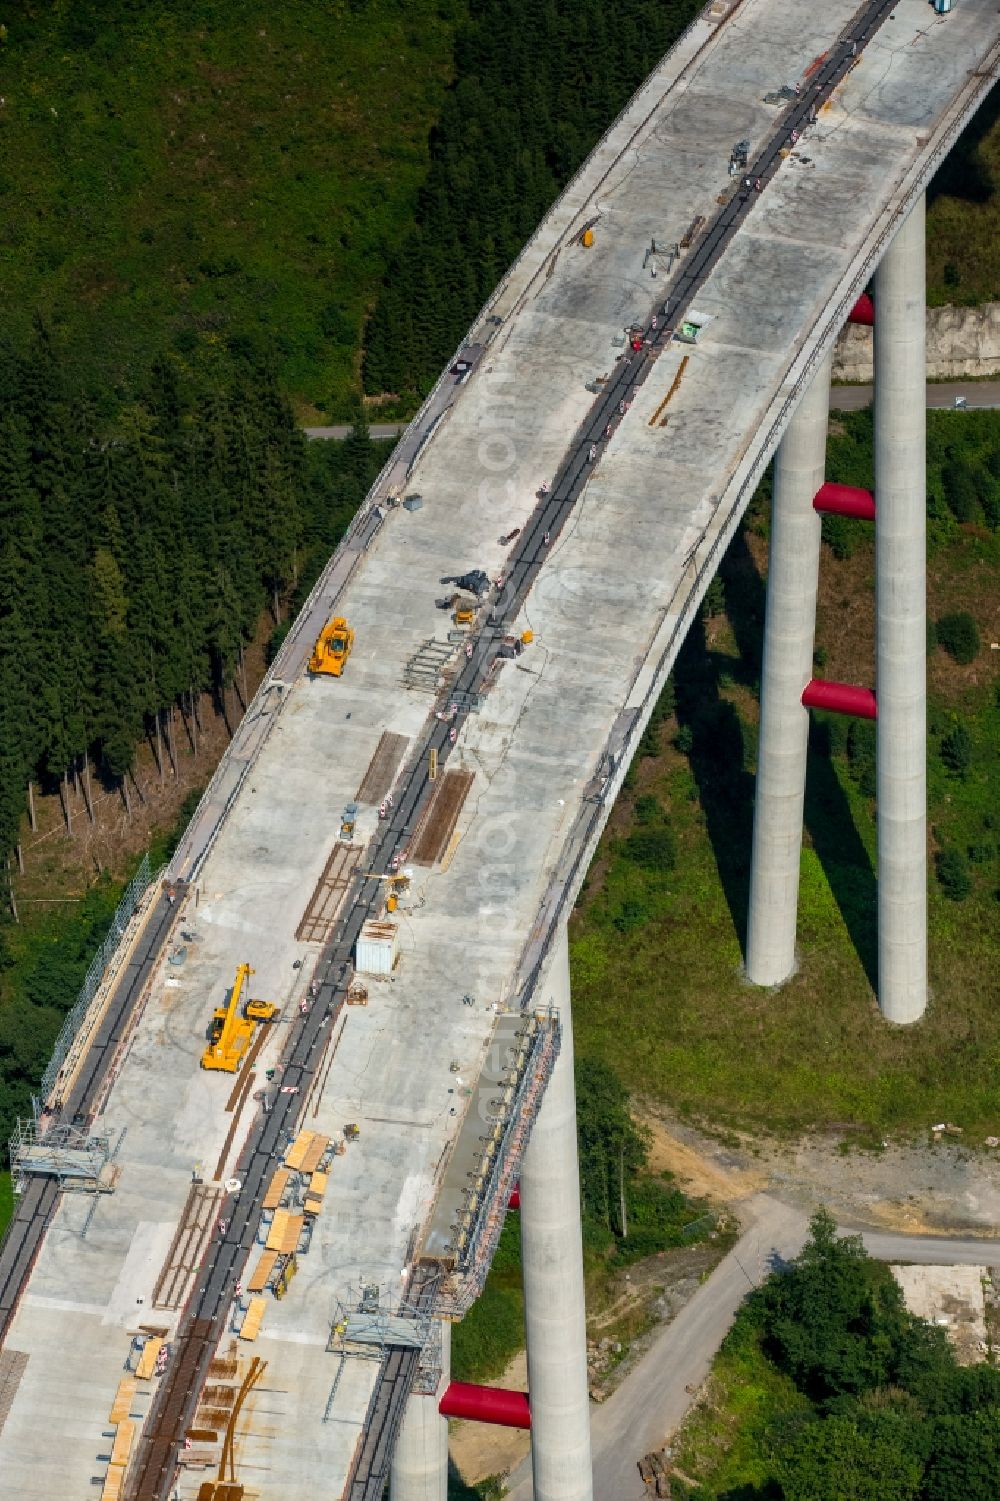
0 1173 12 1239
928 85 1000 307
0 0 459 416
571 416 1000 1141
673 1317 807 1496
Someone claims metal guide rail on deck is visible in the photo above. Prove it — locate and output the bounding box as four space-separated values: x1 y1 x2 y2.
0 884 180 1347
123 5 909 1497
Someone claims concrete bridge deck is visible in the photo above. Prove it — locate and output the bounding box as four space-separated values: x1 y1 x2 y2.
0 1 997 1497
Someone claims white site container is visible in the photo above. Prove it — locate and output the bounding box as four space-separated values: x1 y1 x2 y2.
355 920 400 977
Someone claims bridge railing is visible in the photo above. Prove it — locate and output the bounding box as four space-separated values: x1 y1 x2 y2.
38 854 155 1105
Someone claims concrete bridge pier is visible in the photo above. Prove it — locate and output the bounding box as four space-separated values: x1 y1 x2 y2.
874 193 927 1024
390 1322 451 1501
746 349 834 985
519 924 594 1501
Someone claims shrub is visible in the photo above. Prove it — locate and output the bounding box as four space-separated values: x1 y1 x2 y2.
936 612 980 664
822 513 859 560
936 847 972 901
613 897 651 933
940 722 972 778
623 825 677 873
943 460 979 523
674 724 694 755
981 473 1000 530
266 619 291 665
847 719 877 797
634 795 660 826
700 575 725 619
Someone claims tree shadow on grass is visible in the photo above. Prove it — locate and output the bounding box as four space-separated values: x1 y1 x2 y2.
674 528 877 987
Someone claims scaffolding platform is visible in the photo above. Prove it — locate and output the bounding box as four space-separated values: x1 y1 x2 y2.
418 1009 560 1313
8 1118 120 1191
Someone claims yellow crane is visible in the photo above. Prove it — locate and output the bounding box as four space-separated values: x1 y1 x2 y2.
309 616 355 676
202 963 256 1073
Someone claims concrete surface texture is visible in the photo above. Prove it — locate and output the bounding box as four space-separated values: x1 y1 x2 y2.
390 1322 451 1501
875 195 928 1024
1 2 998 1499
835 301 1000 382
519 930 592 1501
891 1264 988 1365
746 350 832 986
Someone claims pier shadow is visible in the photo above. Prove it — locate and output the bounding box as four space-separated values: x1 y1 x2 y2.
674 526 877 988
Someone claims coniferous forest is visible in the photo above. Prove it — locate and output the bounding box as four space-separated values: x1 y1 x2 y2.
0 324 380 876
363 0 703 397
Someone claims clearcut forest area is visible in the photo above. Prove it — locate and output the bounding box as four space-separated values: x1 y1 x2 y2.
0 0 998 1240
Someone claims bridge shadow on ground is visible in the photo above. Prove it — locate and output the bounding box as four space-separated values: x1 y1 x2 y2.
673 526 876 988
927 79 1000 208
448 1459 501 1499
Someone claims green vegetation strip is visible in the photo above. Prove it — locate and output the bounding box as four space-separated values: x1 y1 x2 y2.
673 1212 1000 1500
0 1172 13 1238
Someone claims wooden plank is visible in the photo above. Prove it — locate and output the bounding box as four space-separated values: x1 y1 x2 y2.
356 731 409 805
101 1466 124 1501
239 1298 267 1342
266 1209 304 1254
279 1214 305 1254
248 1249 279 1294
309 1170 329 1199
109 1419 135 1467
284 1130 316 1172
299 1134 330 1174
135 1337 163 1381
108 1376 136 1424
265 1209 291 1252
262 1168 289 1211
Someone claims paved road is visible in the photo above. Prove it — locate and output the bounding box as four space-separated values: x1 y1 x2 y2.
831 378 1000 411
302 381 1000 442
303 422 407 440
504 1195 1000 1501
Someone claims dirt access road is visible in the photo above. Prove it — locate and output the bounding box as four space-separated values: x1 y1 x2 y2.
501 1191 1000 1501
487 1116 1000 1500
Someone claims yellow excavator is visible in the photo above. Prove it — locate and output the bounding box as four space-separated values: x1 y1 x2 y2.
202 963 258 1072
309 616 355 677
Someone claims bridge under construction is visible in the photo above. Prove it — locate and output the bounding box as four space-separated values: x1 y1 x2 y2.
0 2 997 1500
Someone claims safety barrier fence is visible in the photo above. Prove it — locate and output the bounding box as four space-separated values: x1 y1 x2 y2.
38 855 154 1103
